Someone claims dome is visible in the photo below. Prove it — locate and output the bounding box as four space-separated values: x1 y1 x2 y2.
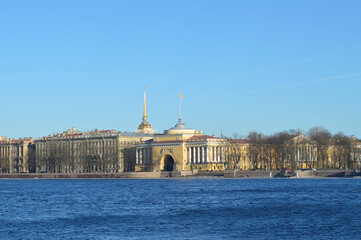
165 119 197 135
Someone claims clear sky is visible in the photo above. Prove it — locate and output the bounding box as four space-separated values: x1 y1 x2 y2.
1 0 360 139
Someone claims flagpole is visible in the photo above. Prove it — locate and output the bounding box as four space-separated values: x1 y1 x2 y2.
179 91 182 121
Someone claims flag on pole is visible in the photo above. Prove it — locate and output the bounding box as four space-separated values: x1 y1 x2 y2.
180 92 184 99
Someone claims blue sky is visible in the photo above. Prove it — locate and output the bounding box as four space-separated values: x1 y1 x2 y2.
1 0 360 139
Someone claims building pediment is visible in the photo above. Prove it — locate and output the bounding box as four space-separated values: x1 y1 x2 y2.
285 134 316 145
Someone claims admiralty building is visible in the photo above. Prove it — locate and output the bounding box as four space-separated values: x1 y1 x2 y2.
1 89 361 173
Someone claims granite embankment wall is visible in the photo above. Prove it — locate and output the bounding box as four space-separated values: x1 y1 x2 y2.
0 170 359 179
200 169 361 178
223 170 280 178
311 169 360 178
0 172 173 179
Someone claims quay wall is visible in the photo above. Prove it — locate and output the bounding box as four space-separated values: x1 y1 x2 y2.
223 170 361 178
0 172 172 179
312 169 360 178
0 170 360 179
223 170 280 178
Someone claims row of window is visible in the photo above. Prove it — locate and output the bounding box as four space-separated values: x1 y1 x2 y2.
37 140 136 150
0 147 24 157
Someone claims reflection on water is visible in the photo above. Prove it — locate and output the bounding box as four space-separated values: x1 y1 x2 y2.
1 179 361 239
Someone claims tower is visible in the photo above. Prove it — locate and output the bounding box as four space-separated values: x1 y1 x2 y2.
137 87 155 134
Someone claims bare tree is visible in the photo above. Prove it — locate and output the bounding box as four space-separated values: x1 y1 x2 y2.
333 132 352 169
308 126 331 169
27 143 36 173
225 137 247 170
350 138 361 170
267 131 294 169
0 156 10 173
123 147 136 172
247 132 266 169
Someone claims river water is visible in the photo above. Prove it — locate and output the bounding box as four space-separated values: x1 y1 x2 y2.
1 179 361 239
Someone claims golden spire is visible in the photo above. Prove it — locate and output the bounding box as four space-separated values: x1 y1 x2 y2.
137 87 155 134
143 86 147 121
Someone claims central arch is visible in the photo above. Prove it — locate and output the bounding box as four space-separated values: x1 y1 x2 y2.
163 154 175 171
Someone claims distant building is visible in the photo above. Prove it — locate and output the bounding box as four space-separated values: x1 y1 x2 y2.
35 128 152 173
283 133 318 169
0 137 34 173
34 88 157 174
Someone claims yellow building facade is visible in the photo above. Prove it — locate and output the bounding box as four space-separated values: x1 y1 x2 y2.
0 137 33 173
2 89 361 174
35 128 153 173
135 119 228 172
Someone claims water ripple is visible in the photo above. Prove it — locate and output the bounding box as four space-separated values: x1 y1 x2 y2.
0 179 361 239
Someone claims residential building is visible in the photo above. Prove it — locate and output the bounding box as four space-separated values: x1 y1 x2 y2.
0 137 33 173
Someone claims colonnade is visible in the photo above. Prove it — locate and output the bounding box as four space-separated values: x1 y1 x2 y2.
295 147 317 163
187 146 226 164
136 148 152 165
0 146 11 157
136 146 227 166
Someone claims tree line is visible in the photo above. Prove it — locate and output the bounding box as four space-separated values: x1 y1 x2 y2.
226 126 361 170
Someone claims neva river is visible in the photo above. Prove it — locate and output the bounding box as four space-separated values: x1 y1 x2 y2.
1 179 361 239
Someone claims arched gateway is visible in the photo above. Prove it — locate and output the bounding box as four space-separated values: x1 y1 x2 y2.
162 154 175 171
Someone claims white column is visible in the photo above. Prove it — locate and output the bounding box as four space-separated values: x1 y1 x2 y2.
136 149 139 165
205 147 208 163
297 148 300 163
225 147 228 162
140 149 143 165
221 147 224 162
212 147 216 163
210 147 213 162
202 147 205 163
214 147 217 162
193 147 196 164
188 147 191 163
213 147 215 162
197 147 200 164
217 147 220 162
302 148 303 164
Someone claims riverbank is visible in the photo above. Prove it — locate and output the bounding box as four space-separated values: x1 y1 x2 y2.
0 169 360 179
